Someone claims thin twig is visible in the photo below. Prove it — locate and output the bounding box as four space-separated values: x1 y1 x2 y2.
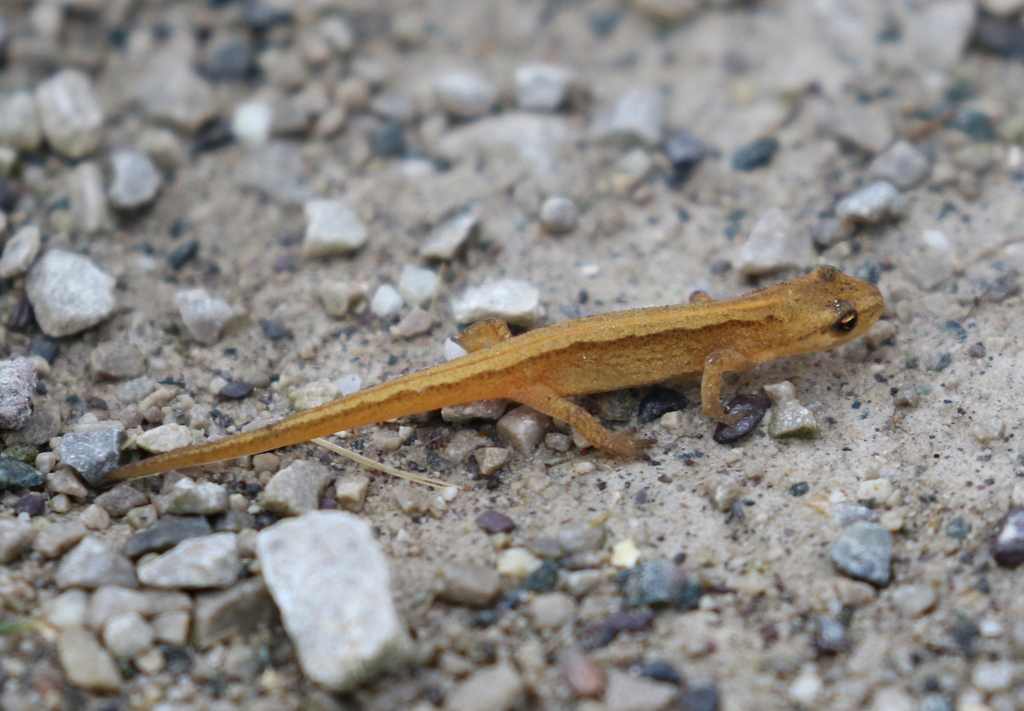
311 437 465 491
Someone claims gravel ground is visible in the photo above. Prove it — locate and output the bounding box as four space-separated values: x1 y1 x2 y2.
2 1 1024 710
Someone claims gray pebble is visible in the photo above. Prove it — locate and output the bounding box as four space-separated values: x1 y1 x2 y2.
619 560 703 610
235 141 311 205
0 456 45 491
444 662 524 711
34 520 87 558
134 60 217 132
316 280 363 317
175 288 240 345
835 181 905 224
262 459 332 516
603 669 678 711
57 628 122 692
258 511 410 691
0 224 41 278
420 212 478 260
302 199 368 258
107 149 161 210
59 429 126 485
68 161 110 235
591 87 664 146
736 207 813 276
90 343 144 381
539 195 579 233
818 102 893 155
102 611 153 658
440 562 501 606
435 69 499 119
868 140 931 190
0 90 42 151
94 483 149 518
764 381 819 439
55 535 138 589
36 69 104 158
26 250 117 338
514 63 575 112
123 514 213 559
0 518 36 564
86 585 150 629
557 521 606 554
391 307 434 338
166 477 229 515
452 280 541 325
497 405 551 454
906 0 976 68
137 532 240 589
0 357 37 429
830 521 892 586
192 576 276 645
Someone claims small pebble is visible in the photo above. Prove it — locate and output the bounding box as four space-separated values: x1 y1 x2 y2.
123 514 213 559
36 69 104 158
90 343 144 381
136 423 192 454
59 429 126 485
539 195 579 234
175 288 240 345
868 140 931 189
477 509 515 534
514 63 575 112
497 547 543 579
55 535 137 589
102 611 154 659
452 280 541 325
835 181 905 224
262 459 332 516
107 149 161 210
731 137 779 171
818 102 894 155
891 584 937 617
137 532 240 589
814 614 849 653
603 669 678 711
167 239 199 270
713 393 770 443
58 628 122 692
529 592 575 629
94 483 149 518
79 503 110 530
334 475 369 511
522 560 559 592
68 162 110 234
166 477 229 515
0 518 36 564
562 653 606 698
611 538 641 568
47 468 89 498
763 381 818 439
0 455 44 491
231 99 273 145
497 405 551 454
302 199 368 258
0 90 42 151
14 492 45 516
420 212 478 260
640 661 683 685
441 562 501 605
474 446 510 475
370 284 404 318
444 662 524 711
737 207 813 276
26 250 117 338
619 560 703 610
973 417 1005 443
992 507 1024 566
558 521 606 553
0 357 37 430
317 281 363 317
435 69 498 119
0 224 41 278
830 521 892 586
397 265 439 306
949 108 996 142
591 87 664 146
134 61 217 132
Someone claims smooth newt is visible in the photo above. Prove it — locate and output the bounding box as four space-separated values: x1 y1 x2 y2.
102 266 883 483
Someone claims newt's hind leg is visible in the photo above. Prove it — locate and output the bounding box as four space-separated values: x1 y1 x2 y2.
513 383 652 459
701 348 757 424
457 316 512 353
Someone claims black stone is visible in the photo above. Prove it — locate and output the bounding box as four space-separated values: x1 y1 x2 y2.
789 482 810 497
946 516 970 540
522 560 558 593
243 2 293 31
637 386 688 424
168 239 200 270
476 509 515 534
639 660 683 684
947 109 996 142
680 683 720 711
123 515 213 559
713 393 770 444
260 319 294 341
219 381 255 399
28 339 58 364
0 457 45 491
664 130 706 186
731 137 779 171
371 123 406 158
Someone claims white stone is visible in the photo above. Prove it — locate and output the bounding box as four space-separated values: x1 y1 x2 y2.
137 533 239 589
972 661 1015 692
36 69 104 158
134 61 217 132
0 90 42 151
514 63 575 112
435 69 498 119
737 207 813 276
0 224 41 278
316 280 362 317
135 423 193 454
231 99 273 145
262 459 332 517
591 87 663 146
257 511 410 691
175 288 240 344
370 284 404 318
539 196 579 233
420 212 478 261
906 0 976 69
58 628 122 692
166 476 229 515
102 611 154 658
302 199 368 258
452 280 541 325
26 250 116 338
836 181 904 223
397 265 438 307
68 161 109 234
788 664 824 707
444 662 524 711
868 140 930 190
43 589 89 628
107 149 161 210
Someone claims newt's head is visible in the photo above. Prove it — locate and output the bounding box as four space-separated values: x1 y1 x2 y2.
772 265 885 357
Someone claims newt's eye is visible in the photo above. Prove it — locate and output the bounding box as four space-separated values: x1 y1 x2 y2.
832 310 858 334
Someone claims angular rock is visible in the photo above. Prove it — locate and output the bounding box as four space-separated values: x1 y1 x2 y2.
123 514 213 559
0 518 36 564
193 576 276 645
830 521 892 586
514 63 575 112
0 90 42 151
57 628 122 692
59 429 126 485
102 611 153 658
26 250 117 338
34 521 88 558
737 208 813 276
36 69 104 158
302 199 368 258
90 343 144 381
55 535 138 589
93 483 149 518
868 140 930 190
420 212 478 260
835 181 905 224
0 357 37 429
107 149 161 210
135 423 192 453
591 87 663 146
257 510 410 691
175 288 240 345
262 459 332 517
134 61 217 132
452 280 541 325
68 161 110 234
166 477 229 515
444 662 524 711
136 532 240 589
0 225 41 278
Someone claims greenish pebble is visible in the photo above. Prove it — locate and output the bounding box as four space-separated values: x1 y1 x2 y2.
0 457 46 491
1 445 38 464
926 353 951 371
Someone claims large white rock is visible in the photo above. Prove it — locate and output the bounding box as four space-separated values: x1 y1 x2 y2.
26 250 116 337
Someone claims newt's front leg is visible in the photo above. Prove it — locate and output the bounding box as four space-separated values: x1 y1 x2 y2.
701 349 757 424
513 382 652 459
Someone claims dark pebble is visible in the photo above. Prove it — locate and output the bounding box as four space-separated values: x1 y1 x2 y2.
713 393 770 444
948 615 979 657
0 177 17 212
639 660 683 684
637 386 688 424
947 109 996 142
220 381 255 399
992 507 1024 566
471 609 503 628
619 560 703 610
927 353 951 371
2 445 37 464
8 294 34 332
168 218 186 238
476 509 516 534
589 9 624 37
664 129 706 186
86 396 109 410
708 259 731 275
680 682 720 711
243 2 294 30
942 320 967 343
814 614 848 653
204 39 254 81
789 482 809 497
946 516 970 540
371 123 406 158
213 508 256 532
123 514 213 559
260 319 294 341
191 118 233 155
602 609 654 634
522 560 559 593
271 255 297 273
731 137 779 171
0 457 46 491
853 262 881 285
968 343 986 358
14 493 46 516
168 239 200 270
972 15 1024 57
